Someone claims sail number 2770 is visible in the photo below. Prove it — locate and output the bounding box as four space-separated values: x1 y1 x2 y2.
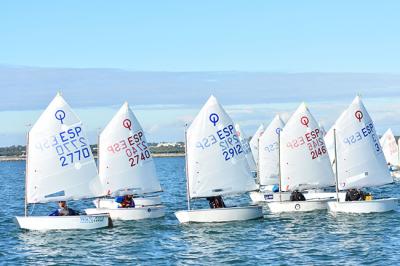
53 126 91 167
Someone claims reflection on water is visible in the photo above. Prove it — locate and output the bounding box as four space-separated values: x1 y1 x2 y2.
0 158 399 265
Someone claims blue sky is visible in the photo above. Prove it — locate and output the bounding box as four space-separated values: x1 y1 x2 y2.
1 1 400 146
2 1 400 72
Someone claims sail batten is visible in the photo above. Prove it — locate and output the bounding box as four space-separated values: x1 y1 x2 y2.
187 96 257 198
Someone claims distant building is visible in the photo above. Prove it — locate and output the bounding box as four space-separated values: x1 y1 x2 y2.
156 142 184 148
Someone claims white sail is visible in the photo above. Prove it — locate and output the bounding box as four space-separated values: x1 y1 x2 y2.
258 115 285 186
280 103 335 191
27 93 103 203
98 102 162 196
325 96 392 189
249 124 265 166
398 138 400 163
319 122 327 136
235 124 257 171
380 128 399 166
187 96 257 198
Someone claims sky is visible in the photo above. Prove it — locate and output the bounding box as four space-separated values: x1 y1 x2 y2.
1 1 400 146
2 1 400 72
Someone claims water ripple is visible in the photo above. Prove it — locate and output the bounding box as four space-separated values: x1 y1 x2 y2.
0 158 399 265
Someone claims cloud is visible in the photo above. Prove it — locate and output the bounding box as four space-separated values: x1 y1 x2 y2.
1 66 400 111
1 66 400 146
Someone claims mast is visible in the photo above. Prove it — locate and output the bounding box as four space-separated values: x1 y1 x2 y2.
257 137 260 187
334 128 339 202
97 128 102 206
24 130 30 217
278 129 282 202
184 124 191 210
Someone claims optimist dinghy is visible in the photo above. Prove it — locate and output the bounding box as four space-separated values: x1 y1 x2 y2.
266 103 336 213
15 93 111 230
326 96 398 213
249 124 265 170
380 128 400 178
249 115 290 203
235 124 257 173
174 96 263 223
85 102 165 220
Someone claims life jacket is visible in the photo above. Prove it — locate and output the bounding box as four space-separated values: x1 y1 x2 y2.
49 208 79 216
207 196 225 208
345 189 365 201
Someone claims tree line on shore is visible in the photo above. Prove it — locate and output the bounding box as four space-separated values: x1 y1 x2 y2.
0 142 185 157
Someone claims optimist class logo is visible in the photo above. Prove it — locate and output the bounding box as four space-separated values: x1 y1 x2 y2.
55 110 66 124
355 110 363 122
123 119 132 130
209 113 219 126
300 116 309 127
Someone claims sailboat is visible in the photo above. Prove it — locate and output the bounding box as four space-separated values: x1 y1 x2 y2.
326 96 398 213
249 124 264 169
235 124 257 172
380 128 400 178
174 96 263 223
249 115 290 203
15 93 111 230
266 103 336 213
319 122 327 136
85 102 165 220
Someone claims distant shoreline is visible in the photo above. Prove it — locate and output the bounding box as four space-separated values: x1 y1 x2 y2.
0 153 185 162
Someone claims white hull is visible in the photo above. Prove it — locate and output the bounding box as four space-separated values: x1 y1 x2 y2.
15 214 111 230
249 191 291 202
267 200 330 213
305 191 346 201
85 205 165 220
391 171 400 180
250 190 345 203
327 198 398 213
175 206 263 223
93 196 162 208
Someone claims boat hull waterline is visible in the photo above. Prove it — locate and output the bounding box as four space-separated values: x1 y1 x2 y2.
327 198 398 213
250 191 345 203
267 200 331 213
15 214 111 230
85 205 165 220
174 206 263 223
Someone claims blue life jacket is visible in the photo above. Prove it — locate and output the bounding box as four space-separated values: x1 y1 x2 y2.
48 208 79 216
115 196 124 203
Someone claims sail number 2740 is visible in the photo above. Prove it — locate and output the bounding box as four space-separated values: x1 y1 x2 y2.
106 131 151 167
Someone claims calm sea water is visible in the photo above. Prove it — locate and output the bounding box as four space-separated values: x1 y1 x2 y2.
1 157 399 265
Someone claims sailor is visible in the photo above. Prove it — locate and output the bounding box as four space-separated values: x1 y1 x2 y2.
290 190 306 201
207 196 226 209
117 194 136 208
345 189 366 201
49 201 79 216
